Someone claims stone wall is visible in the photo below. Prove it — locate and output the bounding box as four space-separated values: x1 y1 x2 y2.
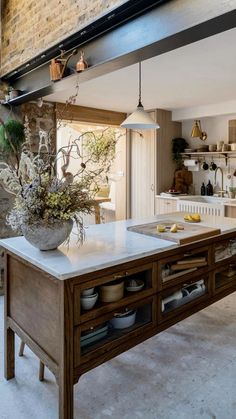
0 0 128 76
20 101 56 152
0 101 56 294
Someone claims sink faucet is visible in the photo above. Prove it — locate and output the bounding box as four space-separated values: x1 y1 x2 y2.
214 167 224 197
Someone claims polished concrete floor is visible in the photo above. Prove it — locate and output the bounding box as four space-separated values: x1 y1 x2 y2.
0 293 236 419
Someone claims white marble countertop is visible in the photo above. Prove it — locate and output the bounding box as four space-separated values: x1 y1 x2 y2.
1 213 236 280
157 194 236 205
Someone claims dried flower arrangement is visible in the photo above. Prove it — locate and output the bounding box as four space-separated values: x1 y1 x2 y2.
0 115 119 247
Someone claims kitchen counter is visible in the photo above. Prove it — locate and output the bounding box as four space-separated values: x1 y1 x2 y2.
2 213 236 419
158 193 236 205
156 195 236 217
1 213 236 280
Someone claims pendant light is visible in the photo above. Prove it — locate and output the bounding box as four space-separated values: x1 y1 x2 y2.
121 62 160 130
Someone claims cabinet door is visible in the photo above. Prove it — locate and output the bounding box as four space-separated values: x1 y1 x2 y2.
157 198 177 214
225 206 236 218
130 118 156 218
159 275 209 323
74 296 156 367
170 200 177 213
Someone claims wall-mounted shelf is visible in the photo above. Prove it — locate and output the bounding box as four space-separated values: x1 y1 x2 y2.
0 85 55 107
181 151 236 165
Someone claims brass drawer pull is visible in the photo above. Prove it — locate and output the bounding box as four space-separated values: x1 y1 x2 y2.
113 274 124 280
113 272 129 280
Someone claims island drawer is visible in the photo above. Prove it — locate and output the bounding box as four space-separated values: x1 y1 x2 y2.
74 263 155 325
74 295 157 367
158 274 210 323
214 238 236 264
158 246 210 289
213 263 236 294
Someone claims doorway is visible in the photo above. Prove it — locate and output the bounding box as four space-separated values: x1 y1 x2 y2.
57 120 127 224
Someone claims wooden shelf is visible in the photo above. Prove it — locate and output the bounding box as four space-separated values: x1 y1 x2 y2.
181 151 236 163
181 151 236 155
0 85 54 106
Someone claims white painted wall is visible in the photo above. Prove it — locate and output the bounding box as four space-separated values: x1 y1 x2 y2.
182 114 236 195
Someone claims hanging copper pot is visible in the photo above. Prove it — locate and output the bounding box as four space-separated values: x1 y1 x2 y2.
76 51 88 72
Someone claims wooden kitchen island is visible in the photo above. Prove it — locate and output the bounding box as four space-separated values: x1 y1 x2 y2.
1 213 236 419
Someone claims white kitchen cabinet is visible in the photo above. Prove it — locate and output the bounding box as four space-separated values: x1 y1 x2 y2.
130 115 156 219
130 109 181 219
225 205 236 218
155 197 177 214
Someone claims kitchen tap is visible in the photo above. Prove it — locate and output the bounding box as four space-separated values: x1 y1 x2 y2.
214 167 225 197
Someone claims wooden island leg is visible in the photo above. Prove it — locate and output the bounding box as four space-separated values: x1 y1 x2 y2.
4 326 15 380
59 370 74 419
59 281 74 419
4 253 15 380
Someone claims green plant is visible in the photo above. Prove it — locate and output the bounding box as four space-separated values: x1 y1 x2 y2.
0 119 25 155
83 128 116 174
172 137 188 168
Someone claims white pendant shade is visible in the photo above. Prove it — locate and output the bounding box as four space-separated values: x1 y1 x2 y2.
120 62 160 130
121 105 160 129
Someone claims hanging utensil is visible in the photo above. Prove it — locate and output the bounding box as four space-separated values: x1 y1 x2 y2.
209 160 217 171
227 159 232 179
201 158 209 170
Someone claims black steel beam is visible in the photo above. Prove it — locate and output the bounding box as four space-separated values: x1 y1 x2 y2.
1 0 168 82
2 2 236 106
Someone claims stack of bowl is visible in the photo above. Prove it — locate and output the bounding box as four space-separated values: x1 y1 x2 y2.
81 287 98 310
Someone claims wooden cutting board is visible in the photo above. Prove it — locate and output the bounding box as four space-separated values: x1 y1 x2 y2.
127 220 221 245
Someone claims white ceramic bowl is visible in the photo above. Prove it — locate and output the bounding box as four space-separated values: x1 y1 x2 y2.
110 310 136 329
81 287 95 297
126 279 144 292
81 293 98 310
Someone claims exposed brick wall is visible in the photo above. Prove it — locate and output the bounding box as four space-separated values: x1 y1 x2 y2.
0 0 128 76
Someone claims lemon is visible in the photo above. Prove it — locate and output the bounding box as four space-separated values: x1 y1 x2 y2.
184 214 192 221
192 213 201 221
157 224 166 232
170 223 178 233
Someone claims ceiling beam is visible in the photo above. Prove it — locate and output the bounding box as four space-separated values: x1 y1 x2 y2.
56 103 126 126
3 0 236 106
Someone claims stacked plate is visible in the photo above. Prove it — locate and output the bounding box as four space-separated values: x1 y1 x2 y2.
184 148 194 153
80 323 109 347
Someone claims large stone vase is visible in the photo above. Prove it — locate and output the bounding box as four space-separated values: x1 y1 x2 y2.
21 219 73 250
